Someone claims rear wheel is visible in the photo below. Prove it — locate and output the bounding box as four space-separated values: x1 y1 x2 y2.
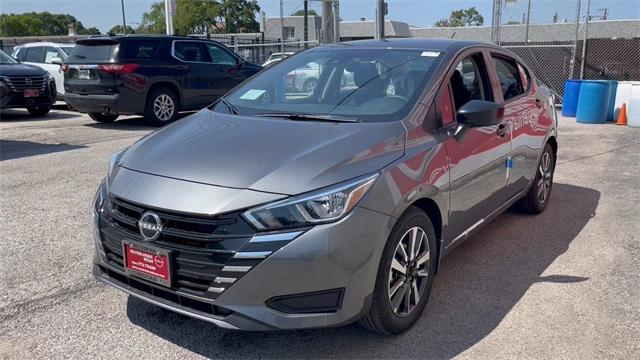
360 207 437 334
144 87 179 127
517 143 555 214
26 105 51 117
88 112 119 123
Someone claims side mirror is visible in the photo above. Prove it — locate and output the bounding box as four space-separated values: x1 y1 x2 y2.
50 57 63 65
237 57 245 67
457 100 504 127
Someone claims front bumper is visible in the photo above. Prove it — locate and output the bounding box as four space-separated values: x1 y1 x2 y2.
93 204 393 331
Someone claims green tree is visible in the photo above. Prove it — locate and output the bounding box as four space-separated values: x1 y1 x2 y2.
434 7 484 27
137 0 221 35
108 25 135 34
80 27 101 35
136 0 260 35
0 12 95 36
217 0 260 33
291 9 318 16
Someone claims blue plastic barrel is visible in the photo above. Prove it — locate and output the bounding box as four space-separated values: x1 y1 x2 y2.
562 79 582 117
576 80 611 124
607 80 618 121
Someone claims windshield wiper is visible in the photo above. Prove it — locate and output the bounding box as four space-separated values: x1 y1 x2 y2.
256 113 359 123
218 97 240 115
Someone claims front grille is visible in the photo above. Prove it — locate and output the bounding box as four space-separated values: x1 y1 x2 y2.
1 75 48 92
98 197 283 300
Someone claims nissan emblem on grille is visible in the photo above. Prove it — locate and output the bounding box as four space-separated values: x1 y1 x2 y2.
138 211 163 241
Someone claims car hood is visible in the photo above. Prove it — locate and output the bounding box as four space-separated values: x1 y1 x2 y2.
120 109 405 195
0 63 47 77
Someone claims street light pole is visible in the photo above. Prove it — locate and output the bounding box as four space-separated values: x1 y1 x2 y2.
164 0 174 35
376 0 385 39
120 0 127 34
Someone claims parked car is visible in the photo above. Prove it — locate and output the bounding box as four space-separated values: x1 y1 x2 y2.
12 42 74 100
92 39 557 334
284 61 320 93
63 35 262 126
262 51 294 67
0 49 56 116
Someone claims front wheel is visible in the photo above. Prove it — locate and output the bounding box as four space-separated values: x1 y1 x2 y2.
26 105 51 117
144 87 179 127
360 207 437 334
517 143 555 214
88 112 119 123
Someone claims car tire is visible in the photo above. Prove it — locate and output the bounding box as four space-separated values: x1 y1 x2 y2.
360 206 437 335
144 86 179 127
517 143 555 214
26 105 51 117
303 78 318 93
88 112 119 123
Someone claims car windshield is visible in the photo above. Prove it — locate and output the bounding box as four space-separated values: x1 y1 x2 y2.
221 48 443 122
0 50 18 64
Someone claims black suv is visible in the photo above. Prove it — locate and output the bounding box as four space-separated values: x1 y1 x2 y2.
0 49 56 116
63 35 262 126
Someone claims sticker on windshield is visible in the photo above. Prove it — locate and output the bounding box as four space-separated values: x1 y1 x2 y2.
421 51 441 57
239 89 266 100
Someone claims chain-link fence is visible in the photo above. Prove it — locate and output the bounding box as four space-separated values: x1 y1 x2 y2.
494 0 640 98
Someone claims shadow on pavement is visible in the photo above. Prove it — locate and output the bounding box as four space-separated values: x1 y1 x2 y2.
83 112 195 131
126 182 599 359
0 139 86 161
0 108 80 122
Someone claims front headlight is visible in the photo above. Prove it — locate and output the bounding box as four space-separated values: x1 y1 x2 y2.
108 148 126 180
243 173 378 231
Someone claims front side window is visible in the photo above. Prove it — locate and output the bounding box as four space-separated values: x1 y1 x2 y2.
205 43 237 65
25 47 43 63
15 48 27 61
221 48 443 123
449 56 486 112
174 41 206 62
493 56 525 101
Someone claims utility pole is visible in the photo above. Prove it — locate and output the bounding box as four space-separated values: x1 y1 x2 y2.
120 0 127 34
333 1 340 43
376 0 385 39
303 1 309 48
524 0 532 42
580 0 591 79
164 0 174 35
322 1 334 44
279 0 285 54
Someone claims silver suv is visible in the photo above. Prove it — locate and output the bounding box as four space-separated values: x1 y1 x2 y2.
92 39 557 334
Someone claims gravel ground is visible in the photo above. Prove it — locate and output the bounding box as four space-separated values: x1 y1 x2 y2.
1 108 639 359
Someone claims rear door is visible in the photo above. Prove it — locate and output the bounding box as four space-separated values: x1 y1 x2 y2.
64 39 120 95
442 50 512 245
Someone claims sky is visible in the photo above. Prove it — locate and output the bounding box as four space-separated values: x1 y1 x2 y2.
0 0 638 34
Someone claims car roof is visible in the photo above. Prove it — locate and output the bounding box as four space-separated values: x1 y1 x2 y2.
336 38 498 52
15 42 75 48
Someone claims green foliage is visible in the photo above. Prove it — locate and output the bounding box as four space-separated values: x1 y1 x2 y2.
434 7 484 27
80 27 101 35
0 12 94 36
291 9 318 16
136 0 260 35
108 25 136 35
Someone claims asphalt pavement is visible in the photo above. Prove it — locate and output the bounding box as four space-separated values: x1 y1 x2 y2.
1 108 639 359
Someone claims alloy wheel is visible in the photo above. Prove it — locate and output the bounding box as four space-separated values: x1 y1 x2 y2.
536 152 553 203
153 94 175 121
388 226 430 317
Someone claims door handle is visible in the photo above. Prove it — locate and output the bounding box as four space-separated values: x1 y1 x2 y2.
496 123 509 138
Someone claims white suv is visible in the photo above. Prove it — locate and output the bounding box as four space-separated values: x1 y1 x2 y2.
12 42 75 100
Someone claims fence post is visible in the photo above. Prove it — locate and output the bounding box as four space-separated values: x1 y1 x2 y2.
569 0 582 79
580 0 591 79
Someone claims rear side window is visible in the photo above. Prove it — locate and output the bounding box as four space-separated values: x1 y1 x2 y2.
493 56 525 101
68 41 119 63
121 40 162 60
174 41 207 62
25 47 43 62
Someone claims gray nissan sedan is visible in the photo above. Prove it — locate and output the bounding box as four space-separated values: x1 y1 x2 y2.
92 39 557 334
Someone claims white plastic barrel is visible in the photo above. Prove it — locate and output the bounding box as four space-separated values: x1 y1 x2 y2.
614 82 633 120
628 98 640 128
